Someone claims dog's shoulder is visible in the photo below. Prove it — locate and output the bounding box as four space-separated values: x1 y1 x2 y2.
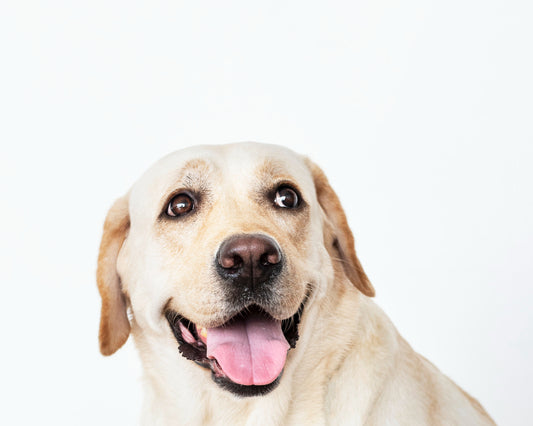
326 297 495 425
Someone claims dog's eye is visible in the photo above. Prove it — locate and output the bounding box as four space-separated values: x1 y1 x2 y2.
274 186 299 209
167 193 195 217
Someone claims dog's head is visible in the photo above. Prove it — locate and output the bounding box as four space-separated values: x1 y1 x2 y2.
97 143 374 397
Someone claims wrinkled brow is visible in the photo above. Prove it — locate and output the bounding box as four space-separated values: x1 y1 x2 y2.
255 159 299 190
175 159 213 191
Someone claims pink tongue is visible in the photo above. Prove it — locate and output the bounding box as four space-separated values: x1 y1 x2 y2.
206 312 290 386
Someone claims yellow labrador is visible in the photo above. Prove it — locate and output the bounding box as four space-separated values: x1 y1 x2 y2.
97 142 494 425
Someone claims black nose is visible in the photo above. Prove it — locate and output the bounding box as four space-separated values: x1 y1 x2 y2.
216 234 282 287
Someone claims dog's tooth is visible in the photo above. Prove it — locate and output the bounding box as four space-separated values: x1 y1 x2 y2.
198 326 208 343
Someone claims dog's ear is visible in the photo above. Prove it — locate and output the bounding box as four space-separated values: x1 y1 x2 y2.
306 159 375 297
97 196 131 355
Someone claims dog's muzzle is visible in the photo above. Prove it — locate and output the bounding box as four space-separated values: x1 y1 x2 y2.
165 234 308 397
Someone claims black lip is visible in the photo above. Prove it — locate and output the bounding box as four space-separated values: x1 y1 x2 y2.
165 303 305 397
213 373 283 397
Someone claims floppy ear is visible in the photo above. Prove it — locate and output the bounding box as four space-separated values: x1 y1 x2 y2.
306 159 375 297
97 196 131 355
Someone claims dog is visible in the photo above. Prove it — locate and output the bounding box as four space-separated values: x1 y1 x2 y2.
97 142 495 425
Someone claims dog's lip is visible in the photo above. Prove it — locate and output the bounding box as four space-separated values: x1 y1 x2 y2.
165 302 305 393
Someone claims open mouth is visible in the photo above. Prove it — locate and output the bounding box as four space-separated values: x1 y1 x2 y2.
165 304 304 397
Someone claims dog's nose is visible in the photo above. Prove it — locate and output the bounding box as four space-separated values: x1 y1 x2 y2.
216 234 282 286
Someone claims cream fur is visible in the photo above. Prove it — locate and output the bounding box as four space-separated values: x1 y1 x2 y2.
97 142 494 425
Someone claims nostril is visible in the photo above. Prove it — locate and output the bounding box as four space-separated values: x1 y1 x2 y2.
260 251 281 266
259 253 270 267
219 253 243 269
231 255 244 269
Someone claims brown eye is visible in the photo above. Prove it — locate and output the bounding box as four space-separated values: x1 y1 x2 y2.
274 186 299 208
167 193 195 217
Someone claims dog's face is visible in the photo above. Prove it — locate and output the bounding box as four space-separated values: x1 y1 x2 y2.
97 143 374 397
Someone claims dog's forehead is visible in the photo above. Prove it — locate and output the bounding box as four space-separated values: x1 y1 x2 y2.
128 142 313 218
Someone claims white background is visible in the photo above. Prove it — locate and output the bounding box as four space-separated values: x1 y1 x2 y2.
1 1 532 425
